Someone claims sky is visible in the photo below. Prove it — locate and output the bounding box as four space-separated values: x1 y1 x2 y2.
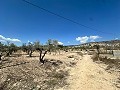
0 0 120 45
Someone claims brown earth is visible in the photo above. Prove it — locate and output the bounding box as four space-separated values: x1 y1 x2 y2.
0 51 119 90
66 55 118 90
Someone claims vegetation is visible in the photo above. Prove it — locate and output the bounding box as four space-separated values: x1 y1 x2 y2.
0 42 18 57
0 39 65 64
0 39 120 90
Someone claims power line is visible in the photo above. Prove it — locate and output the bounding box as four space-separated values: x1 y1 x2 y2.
22 0 117 36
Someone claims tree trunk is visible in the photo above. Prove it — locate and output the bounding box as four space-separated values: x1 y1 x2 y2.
6 52 10 57
0 52 2 64
39 50 44 63
27 50 30 55
29 51 32 57
0 55 1 61
39 50 47 64
41 51 47 60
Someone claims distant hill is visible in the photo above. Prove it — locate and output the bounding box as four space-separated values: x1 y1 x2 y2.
96 40 120 43
67 40 120 47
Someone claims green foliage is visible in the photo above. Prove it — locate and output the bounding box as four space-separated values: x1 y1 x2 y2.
21 41 42 57
0 42 19 56
34 41 41 49
46 39 59 53
27 42 35 57
21 43 28 52
9 43 18 53
0 42 4 52
46 39 52 45
94 45 100 54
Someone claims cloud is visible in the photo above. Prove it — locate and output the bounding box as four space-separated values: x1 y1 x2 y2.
58 41 63 45
76 36 89 43
0 35 21 42
90 35 101 42
0 40 6 42
76 35 101 43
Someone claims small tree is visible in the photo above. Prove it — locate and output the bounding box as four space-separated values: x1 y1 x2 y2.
0 52 1 61
46 39 53 54
0 42 4 54
21 43 28 53
57 45 63 54
9 43 18 54
34 41 41 50
0 42 4 62
36 48 47 64
5 42 18 56
94 44 100 60
53 40 59 55
27 42 35 57
94 45 100 54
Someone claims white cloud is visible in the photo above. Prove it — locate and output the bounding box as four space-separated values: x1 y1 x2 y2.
90 35 101 42
76 36 89 43
76 35 101 43
115 38 118 40
0 35 21 42
58 41 63 45
0 40 6 42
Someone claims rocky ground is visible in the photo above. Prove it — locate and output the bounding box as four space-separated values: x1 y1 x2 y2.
0 51 120 90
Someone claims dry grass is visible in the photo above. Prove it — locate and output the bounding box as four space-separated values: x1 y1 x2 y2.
92 52 120 88
0 55 69 90
76 52 83 56
91 53 99 62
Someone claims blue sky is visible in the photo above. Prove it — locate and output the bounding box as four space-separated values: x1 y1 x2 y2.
0 0 120 45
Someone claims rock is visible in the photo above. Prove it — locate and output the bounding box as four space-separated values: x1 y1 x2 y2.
37 85 40 88
116 84 120 88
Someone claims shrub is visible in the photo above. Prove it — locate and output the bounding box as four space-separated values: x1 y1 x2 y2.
92 53 99 62
77 52 83 56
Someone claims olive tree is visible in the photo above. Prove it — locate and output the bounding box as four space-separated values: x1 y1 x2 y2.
46 39 58 54
46 39 53 54
21 43 28 53
27 42 35 57
4 42 18 56
0 42 4 61
52 40 59 55
34 41 41 50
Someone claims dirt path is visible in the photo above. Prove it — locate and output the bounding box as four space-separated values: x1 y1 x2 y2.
67 55 118 90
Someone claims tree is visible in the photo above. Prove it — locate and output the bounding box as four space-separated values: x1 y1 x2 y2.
21 43 28 53
46 39 52 45
0 42 4 52
0 42 3 61
53 40 58 46
57 45 64 54
46 39 53 54
34 41 41 50
5 42 18 56
94 44 100 59
0 52 1 61
53 40 59 55
36 48 47 64
9 43 18 54
94 45 100 54
105 42 108 53
27 42 35 57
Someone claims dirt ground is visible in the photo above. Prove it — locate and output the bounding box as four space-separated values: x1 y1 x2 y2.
46 52 120 90
66 55 119 90
0 51 120 90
